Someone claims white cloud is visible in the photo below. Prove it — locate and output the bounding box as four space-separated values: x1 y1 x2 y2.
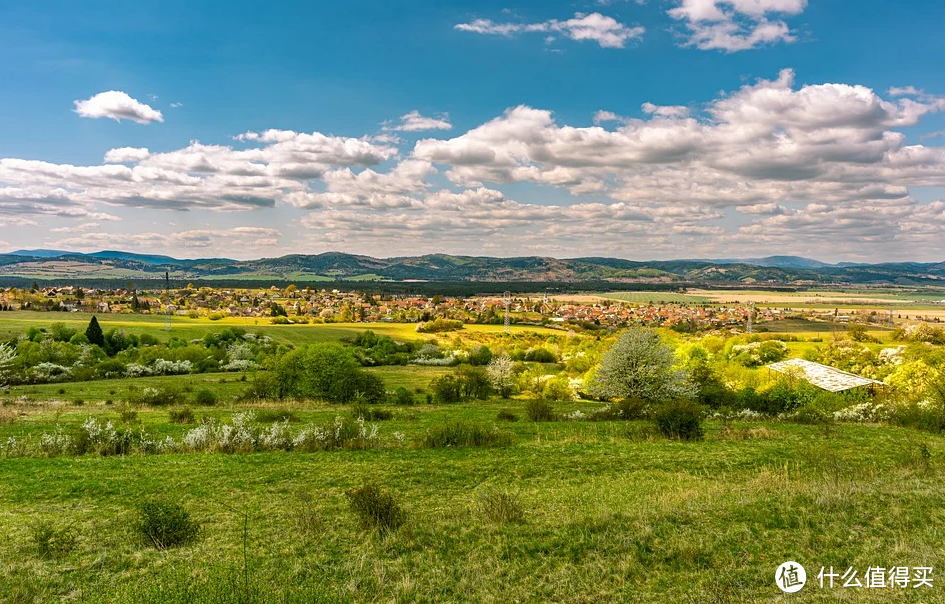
170 102 183 108
74 91 164 124
385 111 452 132
104 147 151 163
6 70 945 260
455 12 645 49
668 0 806 51
49 221 99 233
49 227 282 255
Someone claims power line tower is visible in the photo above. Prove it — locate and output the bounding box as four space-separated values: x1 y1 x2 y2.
746 301 754 334
888 308 895 328
164 272 172 332
503 291 511 334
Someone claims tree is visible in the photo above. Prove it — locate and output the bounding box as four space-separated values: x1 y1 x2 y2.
487 355 516 397
587 327 696 403
85 316 106 348
0 343 16 386
272 343 384 403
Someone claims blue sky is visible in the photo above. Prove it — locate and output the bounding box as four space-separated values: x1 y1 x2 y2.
1 0 945 261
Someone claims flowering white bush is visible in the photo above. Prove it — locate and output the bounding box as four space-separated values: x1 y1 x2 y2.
411 355 457 366
124 363 152 378
833 402 890 423
4 413 384 458
879 346 906 366
223 359 258 372
38 427 72 455
564 409 586 421
227 342 255 361
31 363 73 383
151 359 194 375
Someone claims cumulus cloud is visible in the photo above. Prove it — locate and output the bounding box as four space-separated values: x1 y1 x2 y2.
74 91 164 124
103 147 151 163
455 12 645 49
385 111 452 132
668 0 807 51
49 227 282 255
6 70 945 260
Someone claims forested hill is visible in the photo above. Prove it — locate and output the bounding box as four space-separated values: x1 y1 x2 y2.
1 250 945 286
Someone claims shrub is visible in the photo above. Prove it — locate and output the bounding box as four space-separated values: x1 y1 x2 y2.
345 483 406 532
193 389 218 406
431 375 463 404
792 405 832 425
391 387 414 405
272 343 385 404
422 421 512 448
29 521 77 558
118 408 139 424
350 403 393 421
254 409 300 423
455 366 493 400
169 407 196 424
496 409 519 422
416 318 463 333
132 499 200 549
525 399 556 422
589 397 648 421
524 347 557 363
467 345 493 366
652 400 705 441
889 402 945 434
476 488 526 524
72 398 84 407
542 376 574 402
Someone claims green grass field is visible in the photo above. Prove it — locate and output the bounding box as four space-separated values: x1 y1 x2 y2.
0 392 942 603
2 309 943 602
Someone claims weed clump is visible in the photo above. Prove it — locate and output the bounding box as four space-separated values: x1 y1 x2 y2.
28 521 77 558
131 386 185 407
254 409 300 423
496 409 519 422
350 403 392 422
294 489 321 537
391 387 415 405
652 400 705 441
169 407 195 424
345 483 406 532
193 389 218 406
476 488 526 524
422 421 512 448
132 499 200 549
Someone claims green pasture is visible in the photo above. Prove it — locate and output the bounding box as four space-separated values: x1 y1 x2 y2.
0 394 943 603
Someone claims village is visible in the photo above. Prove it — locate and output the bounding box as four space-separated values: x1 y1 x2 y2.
0 283 884 332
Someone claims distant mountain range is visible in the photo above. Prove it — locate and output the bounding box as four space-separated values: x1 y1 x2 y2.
1 249 944 286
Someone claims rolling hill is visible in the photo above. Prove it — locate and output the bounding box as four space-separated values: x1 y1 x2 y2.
0 250 943 286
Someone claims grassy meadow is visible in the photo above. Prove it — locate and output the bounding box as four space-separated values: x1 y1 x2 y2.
1 310 944 603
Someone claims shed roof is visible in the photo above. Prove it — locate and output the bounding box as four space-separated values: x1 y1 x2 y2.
766 358 886 393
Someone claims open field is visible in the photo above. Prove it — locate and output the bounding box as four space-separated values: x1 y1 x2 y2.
0 311 564 348
690 289 945 306
1 393 943 603
597 291 712 304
